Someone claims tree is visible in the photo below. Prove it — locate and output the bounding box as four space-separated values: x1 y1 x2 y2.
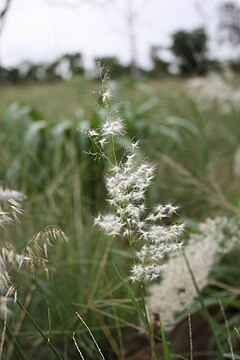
150 45 169 78
0 0 12 37
121 0 140 78
170 27 208 76
55 52 84 78
218 1 240 46
109 0 153 78
0 0 12 75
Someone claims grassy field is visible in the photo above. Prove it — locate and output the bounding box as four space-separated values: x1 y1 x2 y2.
0 75 240 359
0 78 184 119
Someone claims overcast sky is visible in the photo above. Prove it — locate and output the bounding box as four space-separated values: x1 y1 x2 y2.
0 0 239 70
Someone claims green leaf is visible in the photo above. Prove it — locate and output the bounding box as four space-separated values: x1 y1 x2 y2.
22 121 47 152
113 264 148 328
160 321 172 360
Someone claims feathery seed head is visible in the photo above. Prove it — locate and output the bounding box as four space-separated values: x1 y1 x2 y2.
94 213 124 237
0 296 13 319
147 216 239 330
0 187 26 202
88 129 99 137
100 116 124 138
130 263 166 282
102 88 112 104
89 76 184 283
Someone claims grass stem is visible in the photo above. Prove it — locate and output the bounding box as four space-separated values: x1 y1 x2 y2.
17 299 63 360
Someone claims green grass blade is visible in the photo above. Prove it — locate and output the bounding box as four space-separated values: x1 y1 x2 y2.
183 251 225 359
5 326 27 360
17 300 63 360
47 300 52 341
159 321 172 360
113 264 148 328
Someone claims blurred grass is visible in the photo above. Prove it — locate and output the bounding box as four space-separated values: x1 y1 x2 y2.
5 75 236 219
0 78 99 120
1 75 240 358
0 77 186 119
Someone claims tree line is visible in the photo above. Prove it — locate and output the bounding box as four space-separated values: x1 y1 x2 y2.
1 0 240 83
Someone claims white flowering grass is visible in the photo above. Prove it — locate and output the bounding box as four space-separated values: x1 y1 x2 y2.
86 77 184 284
147 216 240 331
0 186 26 227
186 72 240 114
83 70 187 358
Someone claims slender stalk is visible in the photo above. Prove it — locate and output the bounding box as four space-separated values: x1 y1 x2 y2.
17 300 63 360
0 315 7 359
111 135 117 164
5 326 26 360
6 285 35 359
72 332 85 360
219 300 235 360
183 251 225 359
105 272 125 360
159 320 172 360
140 284 156 360
76 312 105 360
162 154 239 215
179 249 193 360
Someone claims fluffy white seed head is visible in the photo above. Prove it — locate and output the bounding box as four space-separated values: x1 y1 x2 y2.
88 78 184 283
0 187 26 202
100 117 125 138
94 213 124 237
130 263 166 282
146 216 239 330
102 89 112 104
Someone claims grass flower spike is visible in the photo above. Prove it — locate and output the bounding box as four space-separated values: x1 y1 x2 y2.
88 73 184 283
100 116 125 138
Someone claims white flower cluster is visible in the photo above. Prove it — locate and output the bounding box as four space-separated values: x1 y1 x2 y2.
94 153 184 282
147 216 239 330
87 113 125 149
0 245 27 318
0 186 27 318
0 187 26 202
0 186 26 226
186 73 240 114
90 84 184 283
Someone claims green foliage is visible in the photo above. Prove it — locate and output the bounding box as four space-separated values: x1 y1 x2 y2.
0 52 85 84
1 77 240 358
170 27 209 75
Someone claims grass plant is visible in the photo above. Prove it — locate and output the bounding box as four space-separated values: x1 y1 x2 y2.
0 72 239 358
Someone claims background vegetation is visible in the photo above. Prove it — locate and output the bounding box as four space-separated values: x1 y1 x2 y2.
1 0 240 359
0 72 240 358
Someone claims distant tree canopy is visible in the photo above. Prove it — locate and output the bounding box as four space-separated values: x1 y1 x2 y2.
3 21 240 84
54 52 84 78
0 52 84 83
170 27 209 75
218 1 240 46
149 46 170 78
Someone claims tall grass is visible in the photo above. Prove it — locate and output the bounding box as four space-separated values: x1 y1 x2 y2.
0 73 239 358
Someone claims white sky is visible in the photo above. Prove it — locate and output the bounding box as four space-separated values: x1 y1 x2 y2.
0 0 239 70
